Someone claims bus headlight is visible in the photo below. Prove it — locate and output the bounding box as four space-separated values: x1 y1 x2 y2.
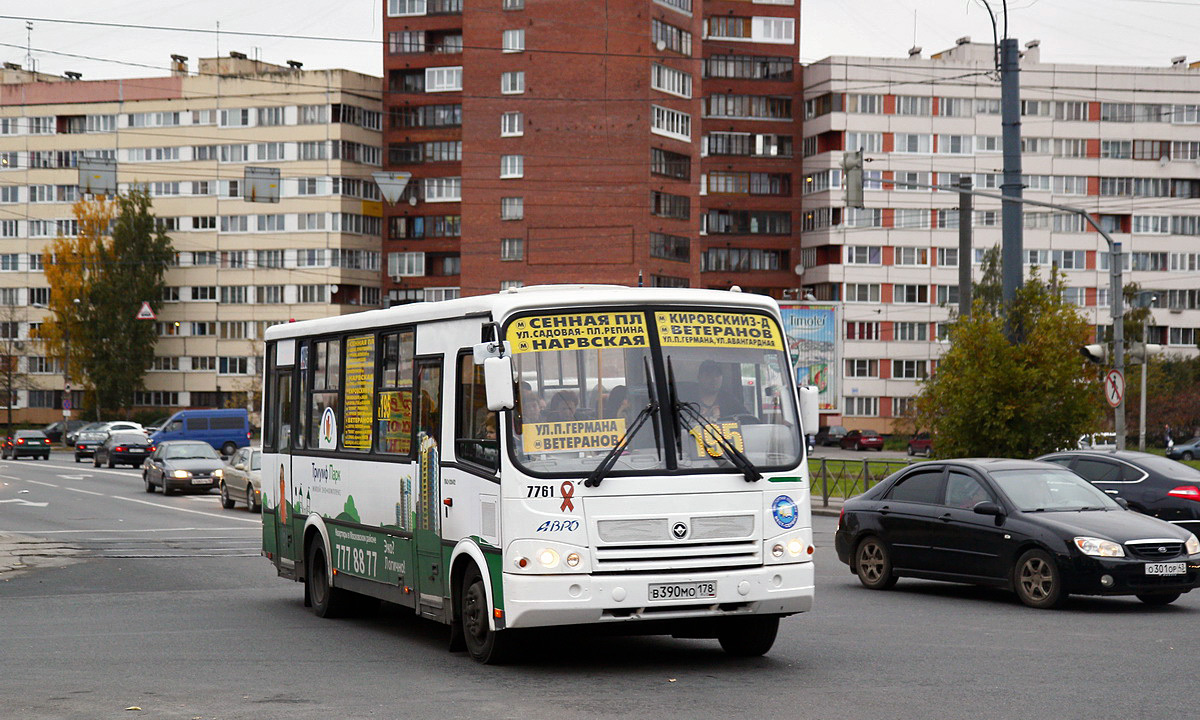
537 548 560 569
765 529 812 564
507 539 588 574
565 552 581 568
787 538 805 557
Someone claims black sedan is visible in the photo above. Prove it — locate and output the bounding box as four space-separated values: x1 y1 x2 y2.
72 430 108 462
1037 450 1200 541
834 459 1200 608
93 431 153 468
1 430 52 460
142 441 225 496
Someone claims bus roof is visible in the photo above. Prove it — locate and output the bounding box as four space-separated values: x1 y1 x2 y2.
264 285 782 341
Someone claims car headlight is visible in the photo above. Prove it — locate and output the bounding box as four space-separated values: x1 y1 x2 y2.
213 468 224 478
171 470 191 479
1186 533 1200 556
1074 536 1125 558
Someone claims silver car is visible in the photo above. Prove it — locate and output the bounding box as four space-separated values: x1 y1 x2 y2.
221 446 262 512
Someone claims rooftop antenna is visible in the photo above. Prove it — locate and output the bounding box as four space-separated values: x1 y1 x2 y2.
25 21 36 73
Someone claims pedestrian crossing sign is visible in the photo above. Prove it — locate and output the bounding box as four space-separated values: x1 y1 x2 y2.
136 301 156 320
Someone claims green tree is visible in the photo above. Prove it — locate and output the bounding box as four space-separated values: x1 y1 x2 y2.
40 189 173 416
915 268 1104 458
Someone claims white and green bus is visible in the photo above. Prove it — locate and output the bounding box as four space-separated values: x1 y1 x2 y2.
261 285 818 662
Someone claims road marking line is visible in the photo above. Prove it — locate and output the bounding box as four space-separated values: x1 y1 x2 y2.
24 480 59 488
111 496 259 523
0 474 21 480
62 487 105 497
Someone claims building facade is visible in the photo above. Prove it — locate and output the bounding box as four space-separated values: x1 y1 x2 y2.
0 55 383 423
381 0 801 300
802 41 1200 433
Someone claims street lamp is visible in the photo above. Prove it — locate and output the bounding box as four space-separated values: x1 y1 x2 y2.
64 297 80 422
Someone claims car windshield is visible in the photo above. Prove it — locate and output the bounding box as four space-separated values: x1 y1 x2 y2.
990 468 1123 512
164 444 219 459
15 431 45 438
507 308 801 478
1132 454 1200 479
111 433 146 444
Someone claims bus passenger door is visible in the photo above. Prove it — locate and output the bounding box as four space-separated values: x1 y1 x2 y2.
413 356 446 616
272 365 298 572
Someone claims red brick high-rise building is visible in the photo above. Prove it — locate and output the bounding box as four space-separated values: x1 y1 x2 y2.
382 0 800 301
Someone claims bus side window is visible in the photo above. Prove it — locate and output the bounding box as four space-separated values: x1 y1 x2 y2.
376 330 415 456
455 352 498 471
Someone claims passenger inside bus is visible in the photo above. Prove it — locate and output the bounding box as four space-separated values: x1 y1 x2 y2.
692 360 749 421
545 390 579 421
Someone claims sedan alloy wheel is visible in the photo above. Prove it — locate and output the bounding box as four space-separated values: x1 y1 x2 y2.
855 537 897 590
1014 549 1066 609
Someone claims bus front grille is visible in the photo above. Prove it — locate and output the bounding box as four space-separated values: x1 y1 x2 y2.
593 539 760 573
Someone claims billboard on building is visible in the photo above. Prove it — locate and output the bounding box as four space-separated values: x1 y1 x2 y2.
779 302 840 412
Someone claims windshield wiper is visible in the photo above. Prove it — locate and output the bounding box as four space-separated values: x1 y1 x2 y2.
666 358 762 483
583 357 661 489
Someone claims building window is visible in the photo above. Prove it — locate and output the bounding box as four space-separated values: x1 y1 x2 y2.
845 322 879 340
425 66 463 92
501 111 524 137
650 147 690 180
651 64 692 98
500 155 524 178
651 105 691 142
502 29 525 52
895 247 930 266
649 232 689 262
388 252 426 278
502 0 524 8
651 18 692 56
500 238 524 261
650 191 689 219
388 0 427 16
845 283 880 303
501 197 524 220
844 396 879 417
844 246 881 265
894 284 929 304
501 71 525 94
894 322 928 342
845 359 878 378
892 360 928 380
423 177 462 202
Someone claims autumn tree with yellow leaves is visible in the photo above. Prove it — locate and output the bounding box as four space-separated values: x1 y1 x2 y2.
38 189 173 416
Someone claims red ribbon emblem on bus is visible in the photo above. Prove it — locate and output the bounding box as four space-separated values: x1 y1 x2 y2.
560 482 575 512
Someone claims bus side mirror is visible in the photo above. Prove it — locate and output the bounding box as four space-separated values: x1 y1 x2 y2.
798 385 819 437
484 356 515 411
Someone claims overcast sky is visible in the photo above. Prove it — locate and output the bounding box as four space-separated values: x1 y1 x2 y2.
3 1 1200 81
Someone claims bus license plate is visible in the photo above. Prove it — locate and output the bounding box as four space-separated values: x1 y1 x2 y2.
648 581 717 602
1145 562 1186 576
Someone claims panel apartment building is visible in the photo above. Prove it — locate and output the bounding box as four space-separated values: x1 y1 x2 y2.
802 40 1200 432
0 55 383 423
381 0 801 301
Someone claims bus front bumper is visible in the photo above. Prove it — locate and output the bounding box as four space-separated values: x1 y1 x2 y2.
502 562 814 629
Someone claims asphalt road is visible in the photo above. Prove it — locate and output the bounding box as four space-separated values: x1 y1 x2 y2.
1 453 1196 720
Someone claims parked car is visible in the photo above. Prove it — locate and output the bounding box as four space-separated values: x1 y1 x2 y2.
907 432 933 457
2 430 52 460
840 429 884 451
815 425 848 447
834 458 1200 608
41 420 86 444
94 421 146 437
1037 450 1200 540
65 421 106 447
149 408 250 456
93 431 153 468
73 430 109 462
1167 437 1200 462
220 446 262 512
1078 432 1118 450
142 440 225 496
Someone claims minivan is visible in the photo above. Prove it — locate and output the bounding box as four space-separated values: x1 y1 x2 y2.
149 408 250 456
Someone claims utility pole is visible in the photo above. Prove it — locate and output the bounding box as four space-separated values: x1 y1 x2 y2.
958 176 973 319
999 37 1024 323
1111 243 1125 449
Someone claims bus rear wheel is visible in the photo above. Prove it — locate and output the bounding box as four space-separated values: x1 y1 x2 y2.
460 565 510 664
717 615 780 657
306 540 349 618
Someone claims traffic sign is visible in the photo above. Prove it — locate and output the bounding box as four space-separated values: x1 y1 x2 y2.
135 301 156 320
1104 369 1125 408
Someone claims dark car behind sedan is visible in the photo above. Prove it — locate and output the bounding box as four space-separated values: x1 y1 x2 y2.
73 431 108 462
93 432 153 468
1038 450 1200 541
2 430 52 460
834 458 1200 608
142 441 225 496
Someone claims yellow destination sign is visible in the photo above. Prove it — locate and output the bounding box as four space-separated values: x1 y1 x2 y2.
522 418 628 454
507 312 649 354
655 311 784 350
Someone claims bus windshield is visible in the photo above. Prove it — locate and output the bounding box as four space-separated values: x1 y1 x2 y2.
507 308 801 478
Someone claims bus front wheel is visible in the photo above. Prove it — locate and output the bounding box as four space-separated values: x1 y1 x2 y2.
307 540 349 618
460 564 510 664
717 615 780 657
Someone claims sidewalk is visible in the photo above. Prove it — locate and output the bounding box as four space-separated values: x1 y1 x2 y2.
810 496 846 518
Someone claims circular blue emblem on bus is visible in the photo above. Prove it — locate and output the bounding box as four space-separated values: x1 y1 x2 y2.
772 495 798 529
